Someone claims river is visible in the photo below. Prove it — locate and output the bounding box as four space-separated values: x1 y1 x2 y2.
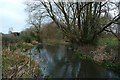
27 44 120 78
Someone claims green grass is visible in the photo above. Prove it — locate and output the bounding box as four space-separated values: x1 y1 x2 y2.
98 37 119 46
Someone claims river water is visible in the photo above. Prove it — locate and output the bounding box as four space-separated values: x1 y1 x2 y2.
28 44 120 78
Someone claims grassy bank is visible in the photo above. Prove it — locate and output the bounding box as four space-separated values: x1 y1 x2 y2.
9 42 34 52
74 36 120 74
75 50 120 74
98 37 120 73
44 37 120 74
2 48 40 78
2 31 41 78
2 41 40 78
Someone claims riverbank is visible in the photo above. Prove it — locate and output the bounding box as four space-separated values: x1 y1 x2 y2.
2 42 40 78
42 38 120 75
42 39 69 46
2 37 120 78
24 43 120 78
75 45 120 75
49 37 120 75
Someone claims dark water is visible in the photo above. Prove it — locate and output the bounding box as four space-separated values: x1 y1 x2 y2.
28 44 120 78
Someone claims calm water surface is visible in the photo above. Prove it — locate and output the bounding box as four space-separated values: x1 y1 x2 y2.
28 44 120 78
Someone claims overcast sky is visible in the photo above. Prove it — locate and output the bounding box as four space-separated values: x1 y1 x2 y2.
0 0 27 34
0 0 119 34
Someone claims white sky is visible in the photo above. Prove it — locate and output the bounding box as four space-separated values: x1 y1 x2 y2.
0 0 119 34
0 0 27 34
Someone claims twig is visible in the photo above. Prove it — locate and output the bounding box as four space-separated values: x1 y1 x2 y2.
9 61 29 78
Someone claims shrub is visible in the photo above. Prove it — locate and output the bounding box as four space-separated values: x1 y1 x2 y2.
20 31 35 43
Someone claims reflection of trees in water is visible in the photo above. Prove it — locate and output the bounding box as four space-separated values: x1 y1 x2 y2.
45 45 59 55
36 44 43 52
32 44 120 78
51 58 80 77
49 47 81 78
78 61 100 78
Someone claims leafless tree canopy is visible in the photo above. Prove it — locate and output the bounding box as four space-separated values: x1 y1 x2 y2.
25 0 120 45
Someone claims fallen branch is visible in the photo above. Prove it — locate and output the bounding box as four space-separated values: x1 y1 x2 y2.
9 61 29 78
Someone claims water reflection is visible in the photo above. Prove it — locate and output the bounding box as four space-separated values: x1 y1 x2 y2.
29 44 120 78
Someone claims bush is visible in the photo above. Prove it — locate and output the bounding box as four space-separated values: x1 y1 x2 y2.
101 60 120 73
20 31 35 43
2 34 20 48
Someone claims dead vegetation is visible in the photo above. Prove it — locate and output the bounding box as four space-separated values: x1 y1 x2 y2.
2 48 39 78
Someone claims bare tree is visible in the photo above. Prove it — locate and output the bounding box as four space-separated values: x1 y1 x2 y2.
25 0 120 46
25 1 46 42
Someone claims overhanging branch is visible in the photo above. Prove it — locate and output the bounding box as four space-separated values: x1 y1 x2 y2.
105 29 120 41
97 14 120 36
